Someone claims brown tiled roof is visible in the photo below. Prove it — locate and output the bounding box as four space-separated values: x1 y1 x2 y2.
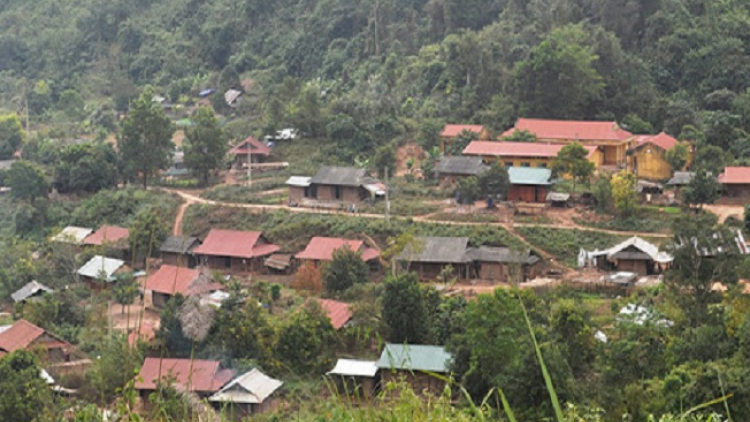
502 118 633 141
229 137 271 156
83 225 130 246
718 167 750 184
463 141 597 158
135 358 234 393
314 298 353 330
295 237 362 261
634 132 679 151
192 229 280 259
145 265 202 295
440 124 485 138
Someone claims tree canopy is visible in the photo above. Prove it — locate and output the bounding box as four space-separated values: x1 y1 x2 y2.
184 107 226 186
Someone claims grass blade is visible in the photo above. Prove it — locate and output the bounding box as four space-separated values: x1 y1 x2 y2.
498 388 518 422
680 394 733 421
518 293 565 422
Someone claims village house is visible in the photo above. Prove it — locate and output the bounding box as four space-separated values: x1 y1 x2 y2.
286 166 385 207
50 226 93 246
376 343 453 396
502 118 634 167
396 236 472 281
295 237 380 267
159 236 201 268
586 236 673 276
0 319 89 377
134 358 235 408
209 368 284 417
439 124 491 154
192 229 280 273
314 298 354 330
433 156 488 185
463 140 600 168
466 246 543 282
718 167 750 198
507 167 553 203
228 136 271 168
82 225 130 250
144 265 224 308
11 281 54 303
76 255 128 290
327 359 379 398
629 132 682 180
666 171 697 201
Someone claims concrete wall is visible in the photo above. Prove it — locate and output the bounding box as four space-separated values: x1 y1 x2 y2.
314 184 362 203
632 146 672 180
724 184 750 198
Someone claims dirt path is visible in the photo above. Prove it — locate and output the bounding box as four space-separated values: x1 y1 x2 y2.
163 187 671 241
704 204 745 223
173 202 190 236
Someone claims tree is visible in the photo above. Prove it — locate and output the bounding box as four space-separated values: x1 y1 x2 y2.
515 24 604 118
476 162 510 199
370 143 396 178
0 113 25 159
503 129 536 142
211 294 275 364
382 272 428 343
0 350 52 421
553 142 596 192
665 143 690 173
129 207 169 265
666 213 741 326
456 175 481 204
448 130 478 156
184 107 226 186
118 87 175 188
682 169 720 209
156 294 192 357
6 160 47 203
53 142 117 194
610 170 638 217
692 143 728 175
277 301 337 374
593 174 613 212
113 274 139 316
322 246 369 294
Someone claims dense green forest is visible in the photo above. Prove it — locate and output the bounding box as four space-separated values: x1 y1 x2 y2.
1 0 749 163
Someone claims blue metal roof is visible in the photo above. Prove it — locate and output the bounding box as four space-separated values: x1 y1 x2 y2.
508 167 552 186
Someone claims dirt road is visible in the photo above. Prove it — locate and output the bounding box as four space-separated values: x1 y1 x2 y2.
703 204 745 223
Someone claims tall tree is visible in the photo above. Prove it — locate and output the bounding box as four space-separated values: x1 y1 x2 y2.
682 169 720 209
552 142 596 192
6 160 47 203
515 24 604 119
118 87 175 189
322 246 369 294
0 113 25 159
276 301 337 374
183 107 226 186
129 207 169 265
665 143 690 173
382 272 428 343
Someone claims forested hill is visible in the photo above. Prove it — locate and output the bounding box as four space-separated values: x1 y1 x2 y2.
1 0 749 159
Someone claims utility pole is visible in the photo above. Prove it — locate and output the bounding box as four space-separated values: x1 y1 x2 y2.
384 166 390 222
251 142 253 186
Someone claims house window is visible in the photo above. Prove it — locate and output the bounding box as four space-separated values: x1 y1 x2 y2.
521 162 531 167
303 187 311 198
505 162 513 168
224 257 231 268
334 185 342 200
310 185 317 198
538 162 548 168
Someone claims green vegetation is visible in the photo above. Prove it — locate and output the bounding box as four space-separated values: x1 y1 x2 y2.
517 227 625 267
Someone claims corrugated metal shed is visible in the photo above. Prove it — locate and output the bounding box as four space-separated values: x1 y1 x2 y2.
11 281 54 303
285 176 312 187
327 359 378 377
434 156 488 176
51 226 93 245
160 236 201 255
466 246 539 265
311 166 368 187
76 256 125 282
377 344 452 373
209 368 283 404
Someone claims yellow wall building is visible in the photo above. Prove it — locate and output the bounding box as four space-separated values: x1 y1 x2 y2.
629 132 684 180
462 140 601 169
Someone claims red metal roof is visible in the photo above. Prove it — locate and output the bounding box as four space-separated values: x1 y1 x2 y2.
135 358 234 393
634 132 678 151
440 124 485 138
83 225 130 246
501 118 633 142
192 229 280 259
315 298 353 330
719 167 750 184
229 137 271 156
0 319 47 353
295 237 380 262
463 141 597 158
145 265 201 295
